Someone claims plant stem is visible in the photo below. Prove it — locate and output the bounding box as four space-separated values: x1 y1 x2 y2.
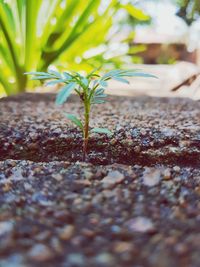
83 100 90 161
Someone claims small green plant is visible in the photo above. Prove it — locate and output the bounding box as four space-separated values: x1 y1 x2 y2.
25 69 157 161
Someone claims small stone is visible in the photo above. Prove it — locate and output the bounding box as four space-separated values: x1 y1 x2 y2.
173 166 180 172
113 241 133 253
51 237 63 253
67 253 86 266
33 167 42 174
83 169 93 179
28 244 53 262
162 128 175 137
140 129 147 135
0 221 13 237
53 128 62 134
8 160 17 167
142 168 161 187
75 180 91 186
101 171 125 188
35 231 51 241
24 182 33 192
134 146 141 153
174 243 188 255
95 252 115 265
2 182 12 192
0 254 26 267
59 225 74 240
163 168 171 180
52 173 63 181
127 217 155 233
54 210 73 223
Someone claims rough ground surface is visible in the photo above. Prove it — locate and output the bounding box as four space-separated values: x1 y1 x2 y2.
0 93 200 267
0 93 200 166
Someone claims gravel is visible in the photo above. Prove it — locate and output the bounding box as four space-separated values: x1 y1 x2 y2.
0 159 199 267
0 93 200 267
0 93 200 166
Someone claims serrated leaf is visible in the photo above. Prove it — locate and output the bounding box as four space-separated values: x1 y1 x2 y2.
64 113 83 130
91 127 112 136
56 82 76 105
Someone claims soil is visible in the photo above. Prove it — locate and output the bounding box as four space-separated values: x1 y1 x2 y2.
0 93 200 267
0 93 200 166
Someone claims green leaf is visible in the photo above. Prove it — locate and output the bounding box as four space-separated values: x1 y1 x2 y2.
24 71 52 76
48 70 62 78
81 77 89 87
98 80 108 88
91 99 106 104
91 127 112 136
56 82 76 105
102 69 122 79
120 72 158 79
112 77 129 84
121 4 150 21
95 88 105 95
87 68 100 78
63 72 72 80
45 79 64 86
64 113 83 130
30 75 53 80
0 1 120 95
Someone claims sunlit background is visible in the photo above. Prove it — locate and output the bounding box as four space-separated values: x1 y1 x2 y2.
0 0 200 98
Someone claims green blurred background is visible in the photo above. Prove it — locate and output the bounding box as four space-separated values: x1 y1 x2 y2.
0 0 200 96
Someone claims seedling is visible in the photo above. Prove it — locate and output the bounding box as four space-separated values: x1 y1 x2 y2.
25 69 157 161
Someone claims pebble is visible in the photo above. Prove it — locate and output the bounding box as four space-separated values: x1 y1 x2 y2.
127 217 155 233
83 169 93 179
163 168 171 180
101 170 125 188
0 221 13 237
95 252 115 265
113 241 133 253
59 225 74 240
28 244 53 262
52 173 63 181
0 254 26 267
173 166 181 172
67 253 86 266
142 168 161 186
0 95 200 267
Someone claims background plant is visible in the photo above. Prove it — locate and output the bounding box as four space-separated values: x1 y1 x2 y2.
0 0 150 96
175 0 200 25
26 69 157 161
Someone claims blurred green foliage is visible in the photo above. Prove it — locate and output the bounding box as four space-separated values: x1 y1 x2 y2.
176 0 200 25
0 0 150 96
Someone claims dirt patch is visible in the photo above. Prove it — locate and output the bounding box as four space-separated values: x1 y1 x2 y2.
0 93 200 267
0 93 200 166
